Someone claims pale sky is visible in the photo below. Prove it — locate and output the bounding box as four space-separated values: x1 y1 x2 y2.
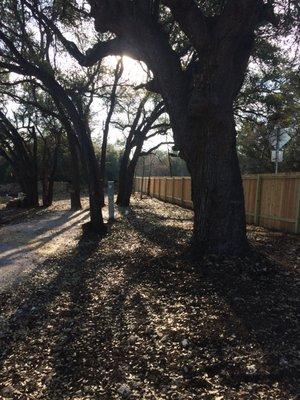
92 56 172 153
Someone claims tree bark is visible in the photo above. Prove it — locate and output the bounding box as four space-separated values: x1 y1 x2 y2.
21 176 39 207
184 110 248 255
42 177 54 207
41 140 59 208
116 157 136 208
66 131 82 210
116 154 129 206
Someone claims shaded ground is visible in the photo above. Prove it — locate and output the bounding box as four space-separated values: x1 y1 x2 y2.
0 197 299 399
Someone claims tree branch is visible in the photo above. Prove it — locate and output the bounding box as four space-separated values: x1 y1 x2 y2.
21 0 141 66
141 141 174 156
162 0 207 52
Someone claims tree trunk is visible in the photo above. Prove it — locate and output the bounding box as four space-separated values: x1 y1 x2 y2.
42 176 54 207
184 111 248 255
22 175 39 208
99 130 108 207
116 150 139 208
116 154 129 206
80 132 105 233
66 131 82 210
29 70 103 231
116 168 134 208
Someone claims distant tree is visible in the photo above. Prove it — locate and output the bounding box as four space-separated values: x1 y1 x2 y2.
0 4 105 231
113 90 170 207
237 65 300 173
0 109 39 207
104 144 122 182
0 75 83 209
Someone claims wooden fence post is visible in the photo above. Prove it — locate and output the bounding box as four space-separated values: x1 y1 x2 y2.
172 177 175 204
164 177 167 201
295 185 300 234
159 177 161 199
181 178 185 206
254 174 262 225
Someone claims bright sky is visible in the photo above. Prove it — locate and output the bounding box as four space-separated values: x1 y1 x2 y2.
92 56 172 153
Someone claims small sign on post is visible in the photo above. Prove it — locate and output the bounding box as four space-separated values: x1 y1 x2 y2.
107 181 115 221
269 127 292 174
271 150 283 163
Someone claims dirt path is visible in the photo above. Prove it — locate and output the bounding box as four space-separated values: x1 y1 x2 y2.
0 207 90 292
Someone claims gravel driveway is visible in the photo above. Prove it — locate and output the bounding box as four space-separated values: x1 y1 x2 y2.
0 208 90 292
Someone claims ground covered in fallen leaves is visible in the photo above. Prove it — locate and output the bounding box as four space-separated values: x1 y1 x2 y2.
0 197 299 399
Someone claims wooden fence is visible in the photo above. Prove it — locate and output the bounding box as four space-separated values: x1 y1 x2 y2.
134 173 300 234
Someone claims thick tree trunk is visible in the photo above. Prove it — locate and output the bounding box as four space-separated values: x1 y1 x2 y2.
116 155 129 206
116 169 134 208
116 154 137 208
184 111 248 255
22 175 39 208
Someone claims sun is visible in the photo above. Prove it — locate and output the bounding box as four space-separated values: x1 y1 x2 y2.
104 55 148 85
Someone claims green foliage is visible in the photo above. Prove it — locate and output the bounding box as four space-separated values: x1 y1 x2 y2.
0 157 13 184
237 65 299 173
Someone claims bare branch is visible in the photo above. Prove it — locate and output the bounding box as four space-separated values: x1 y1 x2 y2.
140 141 174 156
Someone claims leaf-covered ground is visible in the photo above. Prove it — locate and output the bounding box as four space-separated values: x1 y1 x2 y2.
0 197 299 399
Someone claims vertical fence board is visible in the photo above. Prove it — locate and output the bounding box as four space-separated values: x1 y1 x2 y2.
134 173 300 233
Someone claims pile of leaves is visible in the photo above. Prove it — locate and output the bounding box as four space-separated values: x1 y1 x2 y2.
0 197 299 399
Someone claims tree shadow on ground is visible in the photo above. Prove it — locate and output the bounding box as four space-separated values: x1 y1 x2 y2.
128 208 191 251
0 209 88 270
0 206 298 399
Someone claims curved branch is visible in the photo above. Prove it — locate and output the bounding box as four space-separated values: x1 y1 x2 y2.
21 0 141 66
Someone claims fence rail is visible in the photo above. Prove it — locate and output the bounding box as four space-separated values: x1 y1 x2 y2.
134 173 300 234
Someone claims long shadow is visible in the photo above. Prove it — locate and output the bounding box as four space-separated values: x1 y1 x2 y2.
0 209 298 398
128 208 191 250
195 252 299 394
45 243 299 397
0 230 104 395
43 243 182 398
133 202 193 222
127 209 299 396
0 210 88 268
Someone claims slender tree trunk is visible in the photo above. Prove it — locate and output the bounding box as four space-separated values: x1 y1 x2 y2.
42 176 54 207
147 155 152 196
99 129 108 207
29 71 103 231
42 149 59 208
123 163 136 206
100 58 123 207
80 133 105 232
66 131 82 210
184 111 248 255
